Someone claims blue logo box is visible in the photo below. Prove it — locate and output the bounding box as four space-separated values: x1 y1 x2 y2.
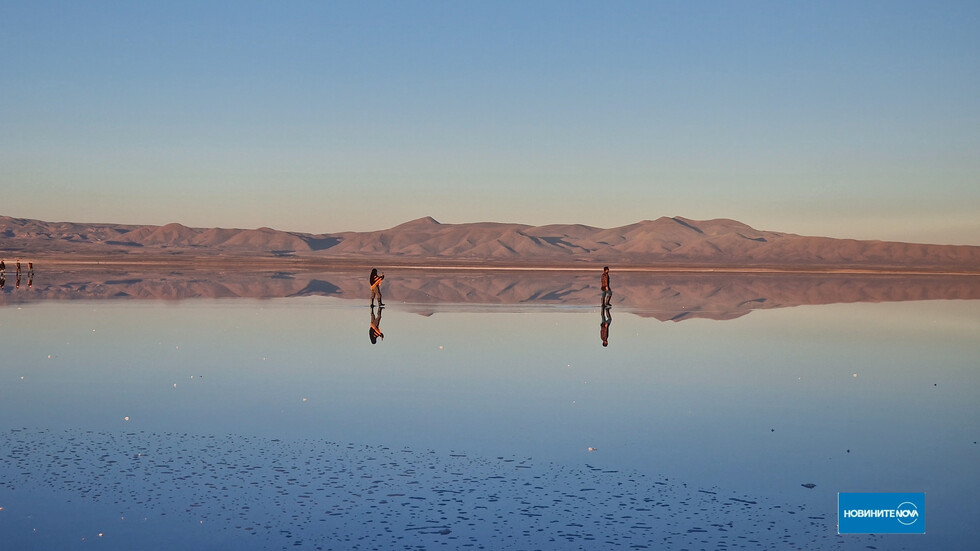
838 492 925 534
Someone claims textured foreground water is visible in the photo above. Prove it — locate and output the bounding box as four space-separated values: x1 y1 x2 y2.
0 292 977 549
2 428 848 550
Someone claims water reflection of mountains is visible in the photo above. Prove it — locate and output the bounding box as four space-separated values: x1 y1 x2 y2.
4 269 978 321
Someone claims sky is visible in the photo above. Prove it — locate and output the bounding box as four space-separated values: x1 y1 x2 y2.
2 1 978 244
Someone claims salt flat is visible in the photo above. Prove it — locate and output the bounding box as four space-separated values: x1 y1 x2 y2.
1 295 975 550
1 428 877 550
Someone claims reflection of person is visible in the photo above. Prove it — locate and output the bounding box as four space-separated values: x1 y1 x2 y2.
600 266 612 307
369 305 385 344
369 268 385 307
600 306 612 347
16 260 22 278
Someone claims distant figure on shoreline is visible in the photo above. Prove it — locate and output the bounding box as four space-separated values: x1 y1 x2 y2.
16 260 22 278
0 258 5 274
369 305 385 344
600 306 612 347
370 268 385 307
600 266 612 307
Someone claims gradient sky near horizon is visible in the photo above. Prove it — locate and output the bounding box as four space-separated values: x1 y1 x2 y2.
2 1 978 244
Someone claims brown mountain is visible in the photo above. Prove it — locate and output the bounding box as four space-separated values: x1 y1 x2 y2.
2 215 978 271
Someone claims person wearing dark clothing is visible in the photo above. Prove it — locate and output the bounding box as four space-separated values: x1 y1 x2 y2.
600 266 612 307
369 268 385 307
369 305 384 344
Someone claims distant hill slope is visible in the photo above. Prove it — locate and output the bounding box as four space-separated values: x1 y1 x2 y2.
2 215 979 271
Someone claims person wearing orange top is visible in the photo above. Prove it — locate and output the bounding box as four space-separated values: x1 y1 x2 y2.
369 268 385 307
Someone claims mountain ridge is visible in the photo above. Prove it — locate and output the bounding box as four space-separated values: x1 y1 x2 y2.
2 214 978 271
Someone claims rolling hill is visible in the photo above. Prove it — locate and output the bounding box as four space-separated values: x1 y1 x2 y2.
2 215 978 271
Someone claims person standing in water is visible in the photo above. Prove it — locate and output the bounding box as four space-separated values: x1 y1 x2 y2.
369 268 385 307
600 266 612 307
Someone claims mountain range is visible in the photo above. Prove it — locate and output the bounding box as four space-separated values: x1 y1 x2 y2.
2 215 978 271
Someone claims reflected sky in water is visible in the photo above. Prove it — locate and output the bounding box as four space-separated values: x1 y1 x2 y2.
0 297 977 549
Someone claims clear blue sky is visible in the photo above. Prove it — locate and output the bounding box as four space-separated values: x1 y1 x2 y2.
2 1 978 244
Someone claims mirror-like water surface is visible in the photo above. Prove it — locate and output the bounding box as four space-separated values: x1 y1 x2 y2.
1 272 977 549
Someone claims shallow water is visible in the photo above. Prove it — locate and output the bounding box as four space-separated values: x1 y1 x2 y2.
0 273 978 549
